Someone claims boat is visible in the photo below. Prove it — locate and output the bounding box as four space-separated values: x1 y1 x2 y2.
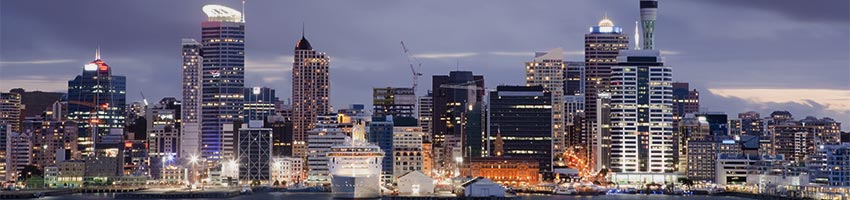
327 122 385 199
553 186 577 195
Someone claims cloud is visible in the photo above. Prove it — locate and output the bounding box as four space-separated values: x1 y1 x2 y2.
0 75 67 92
661 50 681 55
0 59 76 65
414 52 478 59
488 51 533 56
247 55 293 73
708 88 850 111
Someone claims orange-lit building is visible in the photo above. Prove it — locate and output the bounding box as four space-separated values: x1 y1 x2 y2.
465 157 539 186
422 141 433 176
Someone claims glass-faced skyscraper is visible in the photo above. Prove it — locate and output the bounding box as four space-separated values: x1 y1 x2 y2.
292 32 330 158
200 5 245 161
67 49 126 157
488 86 553 174
525 48 566 167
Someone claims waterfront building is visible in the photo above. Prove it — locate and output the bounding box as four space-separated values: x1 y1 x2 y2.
181 38 203 159
466 157 540 187
397 171 434 196
266 114 293 157
431 71 485 173
487 86 553 174
525 48 566 166
22 119 78 169
270 156 303 186
6 131 32 181
147 104 180 179
199 4 245 162
237 120 273 184
392 126 424 180
462 177 507 198
306 127 347 184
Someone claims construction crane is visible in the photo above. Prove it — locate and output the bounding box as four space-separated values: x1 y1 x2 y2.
400 41 423 92
140 91 149 107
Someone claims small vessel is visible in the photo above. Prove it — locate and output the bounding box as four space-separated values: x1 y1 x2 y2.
553 186 577 195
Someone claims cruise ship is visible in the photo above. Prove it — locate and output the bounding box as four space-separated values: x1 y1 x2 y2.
327 121 384 199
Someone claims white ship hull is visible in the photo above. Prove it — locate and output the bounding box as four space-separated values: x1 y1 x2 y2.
331 174 381 199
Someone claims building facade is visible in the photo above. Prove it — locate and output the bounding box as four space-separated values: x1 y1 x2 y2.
291 33 330 158
672 82 699 129
392 126 424 180
373 87 416 121
488 86 553 174
608 50 673 173
200 5 245 161
237 121 273 184
244 87 276 122
0 92 22 133
525 48 566 167
181 38 203 159
67 51 127 158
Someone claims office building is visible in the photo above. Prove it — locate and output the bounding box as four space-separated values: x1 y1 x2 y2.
822 143 850 186
181 38 203 159
147 105 180 179
306 128 347 184
6 131 32 181
392 126 424 180
22 119 78 169
200 4 245 161
244 87 276 122
373 87 416 121
591 93 612 172
467 157 540 187
237 120 273 184
672 82 699 129
738 111 764 136
418 91 433 140
488 86 553 174
525 48 566 166
67 49 127 157
584 16 629 163
608 50 674 173
267 114 293 157
271 156 303 186
431 71 484 173
292 31 331 158
0 92 22 133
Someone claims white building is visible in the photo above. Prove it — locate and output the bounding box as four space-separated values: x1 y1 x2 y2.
462 177 506 197
271 156 303 186
306 128 347 184
180 38 202 158
393 126 424 180
397 171 434 196
525 48 566 165
608 50 674 173
6 131 32 181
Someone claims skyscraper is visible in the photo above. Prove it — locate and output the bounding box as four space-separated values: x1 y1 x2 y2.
640 0 658 50
0 92 22 133
672 82 699 129
373 87 416 121
181 38 203 158
525 48 566 166
291 32 330 158
488 86 553 174
200 5 245 161
608 50 673 173
237 121 273 184
584 17 629 162
431 71 484 172
67 49 127 158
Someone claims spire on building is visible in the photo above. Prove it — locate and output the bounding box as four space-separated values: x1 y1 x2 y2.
95 46 101 60
295 23 313 50
634 21 640 50
241 0 246 23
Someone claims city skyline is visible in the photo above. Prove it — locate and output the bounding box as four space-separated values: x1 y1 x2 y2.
1 0 849 129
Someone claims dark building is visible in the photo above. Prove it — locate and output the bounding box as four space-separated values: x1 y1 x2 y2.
243 87 276 122
672 82 699 129
563 61 585 96
488 86 553 174
67 51 127 158
372 87 415 121
738 111 764 136
266 115 293 157
431 71 485 170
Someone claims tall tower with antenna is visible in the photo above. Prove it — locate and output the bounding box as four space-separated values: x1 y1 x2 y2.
640 0 658 50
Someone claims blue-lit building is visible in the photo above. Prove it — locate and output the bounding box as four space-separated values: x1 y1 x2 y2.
200 5 245 161
67 50 126 158
244 87 276 122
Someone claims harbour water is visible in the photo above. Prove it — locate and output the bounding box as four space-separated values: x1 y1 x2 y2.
35 192 755 200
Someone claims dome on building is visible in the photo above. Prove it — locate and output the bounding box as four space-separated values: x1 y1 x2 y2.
598 18 614 27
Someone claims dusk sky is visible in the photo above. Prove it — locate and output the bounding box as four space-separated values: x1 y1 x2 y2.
1 0 848 128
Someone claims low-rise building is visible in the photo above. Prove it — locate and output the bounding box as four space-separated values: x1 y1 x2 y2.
271 156 303 186
462 177 506 197
467 157 539 187
397 171 434 196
